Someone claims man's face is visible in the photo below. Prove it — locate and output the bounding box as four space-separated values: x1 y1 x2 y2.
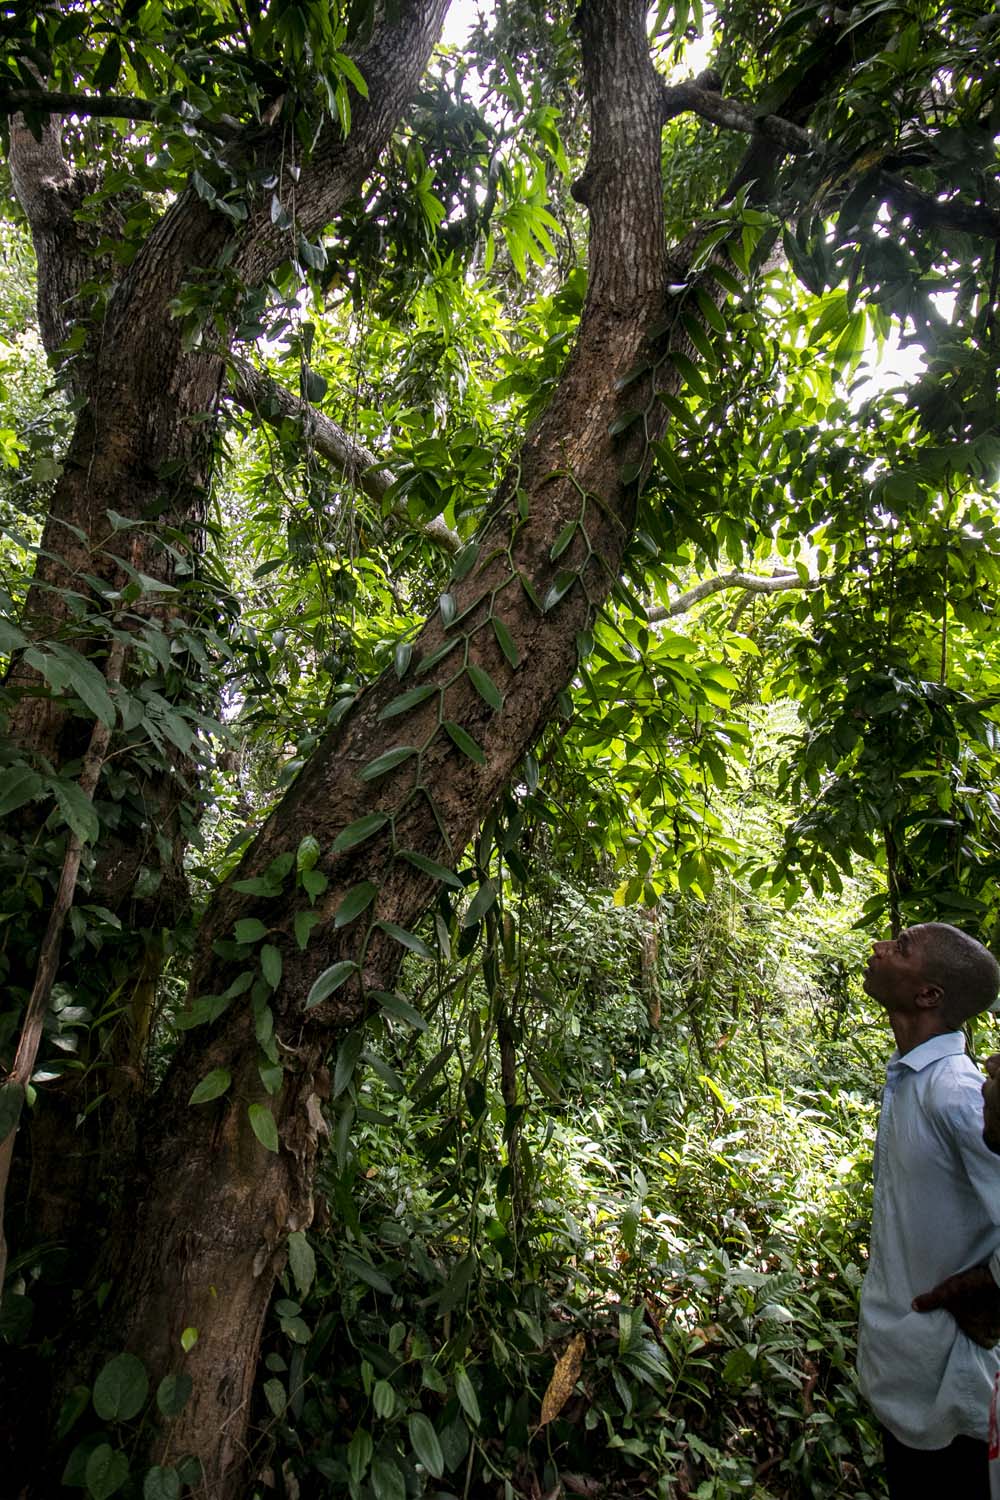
862 925 932 1012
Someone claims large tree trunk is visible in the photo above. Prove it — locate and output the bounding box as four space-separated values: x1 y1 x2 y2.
79 2 672 1492
1 0 450 1481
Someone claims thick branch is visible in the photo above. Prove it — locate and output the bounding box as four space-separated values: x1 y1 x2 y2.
227 357 460 552
0 89 238 137
649 570 821 621
662 78 1000 241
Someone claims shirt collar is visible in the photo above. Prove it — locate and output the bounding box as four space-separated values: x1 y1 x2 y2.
889 1030 966 1072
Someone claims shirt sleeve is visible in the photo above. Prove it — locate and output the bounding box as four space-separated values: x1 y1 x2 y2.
935 1063 1000 1280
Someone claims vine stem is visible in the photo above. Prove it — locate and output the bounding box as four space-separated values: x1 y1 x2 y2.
0 636 126 1290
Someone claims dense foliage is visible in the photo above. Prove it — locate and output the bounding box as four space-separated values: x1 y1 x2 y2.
1 0 999 1495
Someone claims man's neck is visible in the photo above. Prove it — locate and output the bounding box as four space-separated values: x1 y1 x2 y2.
890 1013 956 1056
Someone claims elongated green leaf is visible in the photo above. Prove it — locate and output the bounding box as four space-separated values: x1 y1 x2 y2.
287 1230 316 1298
375 920 433 959
491 615 520 667
463 880 496 927
305 960 358 1008
543 571 577 612
378 684 436 721
52 779 100 844
467 664 503 712
359 746 417 781
188 1068 231 1106
443 720 485 765
248 1102 279 1153
408 1413 445 1478
332 812 388 852
48 644 116 727
260 944 282 989
374 991 427 1030
398 850 464 889
333 1029 365 1098
334 881 377 928
342 1252 393 1294
455 1367 481 1425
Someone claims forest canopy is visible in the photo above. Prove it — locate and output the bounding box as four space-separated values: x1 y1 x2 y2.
1 0 999 1496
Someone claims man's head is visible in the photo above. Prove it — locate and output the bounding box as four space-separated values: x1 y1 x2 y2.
863 922 1000 1029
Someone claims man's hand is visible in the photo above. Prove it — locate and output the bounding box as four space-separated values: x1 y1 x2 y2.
982 1053 1000 1155
912 1265 1000 1348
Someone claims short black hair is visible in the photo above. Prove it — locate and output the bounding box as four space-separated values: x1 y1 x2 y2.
914 923 1000 1024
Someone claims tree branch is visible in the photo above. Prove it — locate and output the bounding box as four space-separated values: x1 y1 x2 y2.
227 356 460 552
648 569 821 621
662 79 1000 242
0 89 239 138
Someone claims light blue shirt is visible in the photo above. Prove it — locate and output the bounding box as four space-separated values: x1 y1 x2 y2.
858 1031 1000 1448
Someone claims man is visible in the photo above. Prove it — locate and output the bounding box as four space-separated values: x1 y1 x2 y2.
858 921 1000 1498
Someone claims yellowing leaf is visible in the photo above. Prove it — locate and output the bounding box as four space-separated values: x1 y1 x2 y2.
538 1333 585 1428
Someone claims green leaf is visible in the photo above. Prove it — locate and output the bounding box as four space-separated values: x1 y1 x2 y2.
155 1373 193 1418
359 746 417 781
393 641 412 678
56 1386 91 1442
443 720 485 765
263 1377 286 1417
374 991 428 1030
608 408 643 436
261 944 282 990
408 1413 445 1478
333 1029 365 1099
248 1103 279 1153
93 1353 149 1422
375 921 433 959
348 1427 373 1485
550 520 577 560
294 910 320 950
143 1468 180 1500
296 835 321 872
234 918 268 944
0 766 44 817
342 1251 393 1294
467 664 503 712
371 1458 406 1500
0 1080 25 1145
180 1327 198 1353
48 644 116 727
398 849 463 888
85 1444 129 1500
188 1068 231 1106
542 571 577 612
491 615 520 667
455 1367 481 1426
439 592 457 626
332 813 388 852
378 684 437 721
334 881 377 928
463 880 496 928
52 779 100 844
287 1230 316 1298
305 960 358 1008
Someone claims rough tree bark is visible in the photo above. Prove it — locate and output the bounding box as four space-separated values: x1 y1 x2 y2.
74 2 674 1492
4 0 895 1491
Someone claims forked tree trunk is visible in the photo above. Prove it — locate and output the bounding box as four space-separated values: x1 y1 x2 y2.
84 2 674 1491
2 0 451 1289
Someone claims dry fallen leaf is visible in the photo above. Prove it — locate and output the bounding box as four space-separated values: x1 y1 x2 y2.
539 1332 586 1428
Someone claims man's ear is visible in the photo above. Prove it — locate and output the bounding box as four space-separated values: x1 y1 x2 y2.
915 983 944 1010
